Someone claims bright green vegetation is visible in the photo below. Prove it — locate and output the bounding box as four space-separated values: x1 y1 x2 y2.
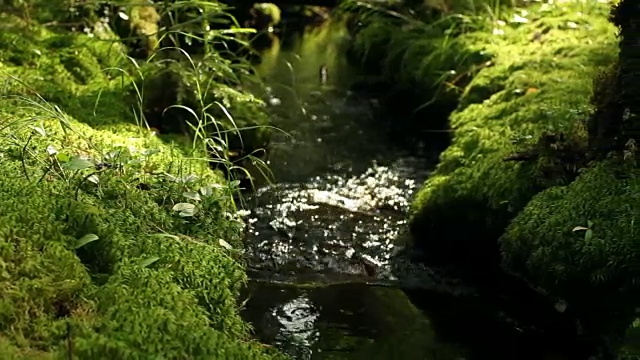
346 0 639 344
347 1 619 257
408 0 618 258
501 161 639 336
0 3 285 359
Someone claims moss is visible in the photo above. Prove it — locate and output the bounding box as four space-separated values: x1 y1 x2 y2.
500 161 639 337
0 9 282 360
407 1 618 264
71 266 285 359
611 0 640 148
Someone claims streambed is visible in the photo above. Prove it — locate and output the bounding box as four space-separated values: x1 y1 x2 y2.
238 16 639 360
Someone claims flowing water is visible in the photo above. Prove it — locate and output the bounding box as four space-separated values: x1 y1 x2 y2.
239 17 640 360
241 19 449 288
239 19 473 359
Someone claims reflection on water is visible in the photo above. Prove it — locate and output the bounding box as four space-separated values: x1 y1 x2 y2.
242 282 466 360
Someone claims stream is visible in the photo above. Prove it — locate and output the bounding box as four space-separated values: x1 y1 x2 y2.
238 16 640 360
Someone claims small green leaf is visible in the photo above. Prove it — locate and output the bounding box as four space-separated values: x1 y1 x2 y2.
584 229 593 242
56 152 70 162
172 203 197 217
200 186 213 197
219 239 233 250
183 192 201 201
587 220 594 228
138 256 160 268
230 180 241 188
63 156 94 171
75 234 99 249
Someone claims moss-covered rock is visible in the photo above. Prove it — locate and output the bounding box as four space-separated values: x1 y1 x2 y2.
407 1 618 265
0 8 282 360
500 161 639 341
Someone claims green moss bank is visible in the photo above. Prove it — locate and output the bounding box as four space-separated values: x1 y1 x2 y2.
348 0 639 349
0 7 283 360
348 1 618 263
500 161 639 342
409 1 618 264
500 0 640 344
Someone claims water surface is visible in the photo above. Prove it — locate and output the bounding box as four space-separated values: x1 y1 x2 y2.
239 16 640 360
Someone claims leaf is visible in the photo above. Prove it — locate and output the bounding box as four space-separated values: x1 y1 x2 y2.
138 256 160 268
183 192 201 201
150 233 180 240
142 148 161 156
172 203 197 217
63 156 94 171
46 145 58 156
183 174 198 183
219 239 233 250
29 125 46 137
584 229 593 242
229 180 241 188
200 186 213 197
87 174 100 184
75 234 99 249
56 152 70 162
572 226 589 232
587 220 594 228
